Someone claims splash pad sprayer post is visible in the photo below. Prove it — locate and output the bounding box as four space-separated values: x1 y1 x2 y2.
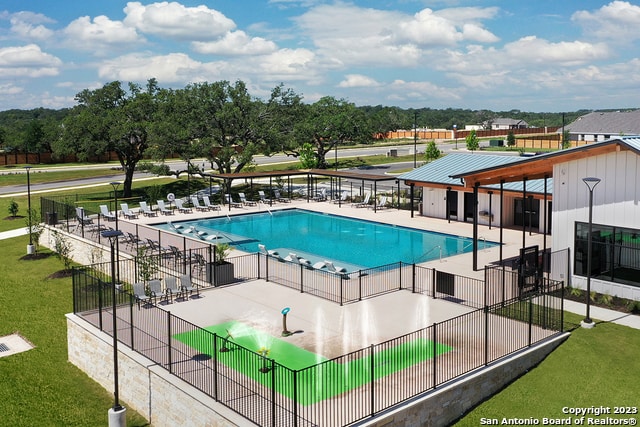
219 329 233 352
258 347 272 373
281 307 292 337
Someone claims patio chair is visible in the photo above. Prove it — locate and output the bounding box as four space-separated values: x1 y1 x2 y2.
331 191 348 204
191 253 207 276
258 190 273 204
238 192 257 206
146 238 171 256
125 232 142 250
190 196 208 212
157 200 173 215
99 205 116 222
175 198 193 214
120 203 138 219
139 201 157 217
164 276 182 302
313 188 327 201
325 261 349 278
274 189 291 203
285 253 322 269
132 282 150 309
351 192 371 208
76 207 93 225
369 195 388 210
225 194 243 208
258 244 284 261
148 279 165 304
202 195 221 211
179 274 199 298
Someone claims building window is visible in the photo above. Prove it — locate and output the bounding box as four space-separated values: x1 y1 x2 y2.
575 222 640 288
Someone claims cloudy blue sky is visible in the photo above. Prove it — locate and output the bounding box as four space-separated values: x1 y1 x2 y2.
1 1 639 112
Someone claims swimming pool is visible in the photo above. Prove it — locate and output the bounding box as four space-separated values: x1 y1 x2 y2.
156 209 497 270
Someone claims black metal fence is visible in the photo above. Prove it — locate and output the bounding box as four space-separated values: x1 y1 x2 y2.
73 252 564 427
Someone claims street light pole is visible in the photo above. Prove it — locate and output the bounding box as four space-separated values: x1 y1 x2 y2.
102 229 127 427
582 177 601 328
110 182 121 231
413 111 418 168
25 166 33 254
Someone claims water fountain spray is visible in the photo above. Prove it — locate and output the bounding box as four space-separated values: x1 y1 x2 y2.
219 329 234 352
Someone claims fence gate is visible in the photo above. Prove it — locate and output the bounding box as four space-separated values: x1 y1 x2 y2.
518 245 539 297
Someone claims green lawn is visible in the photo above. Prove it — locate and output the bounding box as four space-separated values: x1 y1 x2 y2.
454 312 640 426
175 320 452 405
0 237 148 427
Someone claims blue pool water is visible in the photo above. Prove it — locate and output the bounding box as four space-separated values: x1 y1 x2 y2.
156 209 497 270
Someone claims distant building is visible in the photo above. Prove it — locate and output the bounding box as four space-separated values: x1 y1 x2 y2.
484 118 529 130
560 110 640 142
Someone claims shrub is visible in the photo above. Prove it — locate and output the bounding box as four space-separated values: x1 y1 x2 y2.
8 199 19 217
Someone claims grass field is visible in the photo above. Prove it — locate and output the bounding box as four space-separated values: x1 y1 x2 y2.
175 320 452 405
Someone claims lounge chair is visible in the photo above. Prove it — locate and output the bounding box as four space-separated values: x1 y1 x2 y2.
120 203 138 219
148 279 165 304
146 238 171 256
179 274 199 298
325 261 349 278
125 232 142 250
99 205 116 222
274 189 291 203
225 194 243 208
190 196 208 212
285 253 323 269
258 244 284 261
175 198 193 213
351 193 371 208
157 200 173 215
191 253 207 276
202 195 221 211
139 201 157 217
164 276 182 302
258 190 273 204
238 192 257 206
76 207 93 225
132 282 150 308
369 195 388 210
332 191 348 204
313 188 327 201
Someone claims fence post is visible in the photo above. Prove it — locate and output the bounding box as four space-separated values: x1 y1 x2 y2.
293 370 298 427
484 305 489 366
528 296 533 347
561 280 565 333
398 262 402 290
369 344 375 418
358 270 363 301
166 311 173 374
129 296 134 351
271 358 276 427
213 333 218 401
431 268 436 298
210 245 215 286
411 263 416 293
484 266 488 307
432 323 437 389
340 275 344 306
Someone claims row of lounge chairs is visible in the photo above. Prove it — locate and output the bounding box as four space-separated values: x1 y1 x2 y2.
133 274 199 307
258 244 349 277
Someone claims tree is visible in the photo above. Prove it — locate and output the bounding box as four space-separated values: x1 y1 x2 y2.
465 129 479 152
58 79 160 197
424 140 441 162
562 130 571 149
507 131 516 149
287 96 372 169
298 142 318 168
8 199 18 217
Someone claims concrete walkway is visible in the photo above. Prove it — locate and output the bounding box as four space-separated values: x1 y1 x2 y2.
0 227 28 240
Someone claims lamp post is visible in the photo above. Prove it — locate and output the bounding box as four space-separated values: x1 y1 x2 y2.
413 110 418 168
25 166 34 254
110 182 121 230
101 229 127 426
453 124 457 149
582 177 601 328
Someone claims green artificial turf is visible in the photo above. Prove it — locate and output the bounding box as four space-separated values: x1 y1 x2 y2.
175 320 452 405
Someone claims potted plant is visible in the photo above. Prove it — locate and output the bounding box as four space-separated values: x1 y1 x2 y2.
208 243 235 286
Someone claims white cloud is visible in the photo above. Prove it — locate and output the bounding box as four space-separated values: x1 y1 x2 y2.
0 83 24 95
192 31 277 56
97 52 216 83
572 1 640 41
10 12 56 40
123 1 235 41
503 36 610 66
0 44 61 77
338 74 381 88
255 48 317 81
63 15 142 51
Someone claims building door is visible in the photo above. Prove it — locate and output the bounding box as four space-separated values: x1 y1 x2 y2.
446 189 458 220
464 192 475 222
514 197 540 229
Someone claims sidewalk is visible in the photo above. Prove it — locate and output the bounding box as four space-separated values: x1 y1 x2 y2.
0 227 28 240
563 299 640 330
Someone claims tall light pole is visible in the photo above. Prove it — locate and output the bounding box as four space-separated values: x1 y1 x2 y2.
101 229 127 427
110 182 121 231
25 166 34 254
413 110 418 168
582 177 601 328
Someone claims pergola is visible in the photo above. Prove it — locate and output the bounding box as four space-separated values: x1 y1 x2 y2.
209 168 403 213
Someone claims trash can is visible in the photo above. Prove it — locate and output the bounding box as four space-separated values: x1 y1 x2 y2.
46 212 58 225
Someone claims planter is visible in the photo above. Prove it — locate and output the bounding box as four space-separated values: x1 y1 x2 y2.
206 261 235 286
